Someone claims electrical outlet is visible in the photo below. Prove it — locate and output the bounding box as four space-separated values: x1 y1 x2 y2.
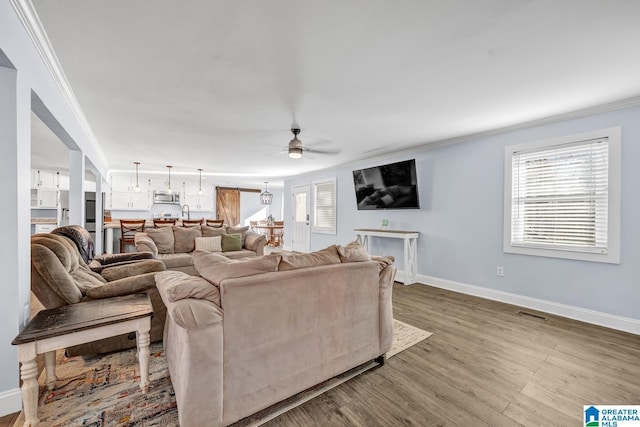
496 266 505 277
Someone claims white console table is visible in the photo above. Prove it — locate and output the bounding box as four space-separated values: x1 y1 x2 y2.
354 228 419 285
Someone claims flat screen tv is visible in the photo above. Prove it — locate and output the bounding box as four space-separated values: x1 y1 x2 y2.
353 159 420 210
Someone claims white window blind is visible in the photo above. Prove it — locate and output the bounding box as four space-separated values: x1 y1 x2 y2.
313 178 336 235
511 138 609 253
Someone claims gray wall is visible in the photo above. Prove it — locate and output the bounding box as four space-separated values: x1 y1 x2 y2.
284 105 640 320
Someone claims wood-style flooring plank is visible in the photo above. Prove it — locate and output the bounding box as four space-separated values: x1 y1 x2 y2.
265 283 640 426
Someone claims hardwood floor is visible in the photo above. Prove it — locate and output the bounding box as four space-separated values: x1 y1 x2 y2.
265 283 640 426
2 283 638 426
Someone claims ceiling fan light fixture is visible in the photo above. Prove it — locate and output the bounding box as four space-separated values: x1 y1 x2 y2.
288 128 303 159
288 146 303 159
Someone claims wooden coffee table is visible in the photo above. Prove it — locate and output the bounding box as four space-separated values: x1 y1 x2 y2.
12 294 153 427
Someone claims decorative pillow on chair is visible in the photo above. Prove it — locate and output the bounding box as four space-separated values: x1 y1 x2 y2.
221 233 242 252
145 226 175 254
195 236 222 252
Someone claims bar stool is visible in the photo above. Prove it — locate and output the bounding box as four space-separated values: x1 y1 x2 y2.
120 220 146 253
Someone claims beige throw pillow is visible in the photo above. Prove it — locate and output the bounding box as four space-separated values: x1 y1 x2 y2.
337 240 371 263
279 245 341 271
201 225 227 238
145 226 175 254
173 225 202 253
195 236 222 252
194 251 281 286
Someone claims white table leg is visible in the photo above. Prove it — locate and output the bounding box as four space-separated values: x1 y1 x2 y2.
105 227 113 254
403 237 418 285
44 351 57 391
17 344 39 427
136 319 151 393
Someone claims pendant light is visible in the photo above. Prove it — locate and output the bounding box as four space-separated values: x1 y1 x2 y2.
166 165 173 194
133 161 141 192
197 168 203 195
260 181 273 205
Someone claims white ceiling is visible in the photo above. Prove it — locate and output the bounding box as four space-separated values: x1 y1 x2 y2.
30 0 640 185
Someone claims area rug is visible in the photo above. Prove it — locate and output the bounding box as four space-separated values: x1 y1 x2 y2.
14 320 432 426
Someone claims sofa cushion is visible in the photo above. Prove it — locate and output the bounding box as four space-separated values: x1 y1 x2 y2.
221 233 242 252
223 250 258 259
194 251 281 286
155 270 220 306
146 227 175 254
337 240 371 263
226 226 250 245
201 225 227 238
195 236 222 252
134 233 159 257
173 225 202 253
157 253 195 269
279 245 341 271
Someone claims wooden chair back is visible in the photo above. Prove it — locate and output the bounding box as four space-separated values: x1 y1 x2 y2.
153 219 176 228
119 220 146 253
181 219 203 227
205 219 224 228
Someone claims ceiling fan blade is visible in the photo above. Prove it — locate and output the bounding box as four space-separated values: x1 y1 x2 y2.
303 147 342 155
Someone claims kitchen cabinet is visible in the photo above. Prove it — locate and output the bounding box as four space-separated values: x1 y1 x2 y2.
110 190 149 210
31 188 58 208
35 223 57 233
182 182 213 211
32 170 57 188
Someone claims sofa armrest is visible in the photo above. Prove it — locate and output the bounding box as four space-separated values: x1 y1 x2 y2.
134 233 158 257
101 259 166 282
93 252 153 265
244 231 266 255
85 272 158 299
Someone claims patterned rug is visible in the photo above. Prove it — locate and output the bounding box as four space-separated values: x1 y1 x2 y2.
14 320 432 426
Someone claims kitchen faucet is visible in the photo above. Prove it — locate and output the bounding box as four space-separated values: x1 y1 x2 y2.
181 204 190 220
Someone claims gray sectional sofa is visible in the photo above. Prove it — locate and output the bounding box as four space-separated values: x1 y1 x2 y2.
134 225 266 275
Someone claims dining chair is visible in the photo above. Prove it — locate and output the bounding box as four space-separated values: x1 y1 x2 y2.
153 219 176 228
181 219 203 227
120 220 146 253
205 219 224 228
272 221 284 246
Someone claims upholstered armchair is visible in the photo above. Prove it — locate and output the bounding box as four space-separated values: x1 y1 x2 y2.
52 225 153 273
30 233 167 356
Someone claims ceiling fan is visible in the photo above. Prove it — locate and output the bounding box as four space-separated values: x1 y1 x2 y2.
287 128 340 159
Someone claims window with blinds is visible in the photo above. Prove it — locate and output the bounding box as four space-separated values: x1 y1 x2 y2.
504 127 621 264
313 178 337 235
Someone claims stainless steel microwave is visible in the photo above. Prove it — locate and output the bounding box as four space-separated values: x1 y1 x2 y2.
153 190 180 204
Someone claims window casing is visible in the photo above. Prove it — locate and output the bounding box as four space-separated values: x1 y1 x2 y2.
313 178 337 235
504 127 621 264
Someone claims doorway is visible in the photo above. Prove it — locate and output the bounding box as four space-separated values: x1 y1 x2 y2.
216 187 240 227
292 185 310 252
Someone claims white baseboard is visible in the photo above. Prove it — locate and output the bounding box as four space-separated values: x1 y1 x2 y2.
0 388 22 417
415 274 640 335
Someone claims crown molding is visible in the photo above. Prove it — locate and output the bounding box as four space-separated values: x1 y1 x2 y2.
9 0 103 169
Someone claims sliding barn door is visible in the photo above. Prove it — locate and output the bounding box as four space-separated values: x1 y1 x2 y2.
216 188 240 227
